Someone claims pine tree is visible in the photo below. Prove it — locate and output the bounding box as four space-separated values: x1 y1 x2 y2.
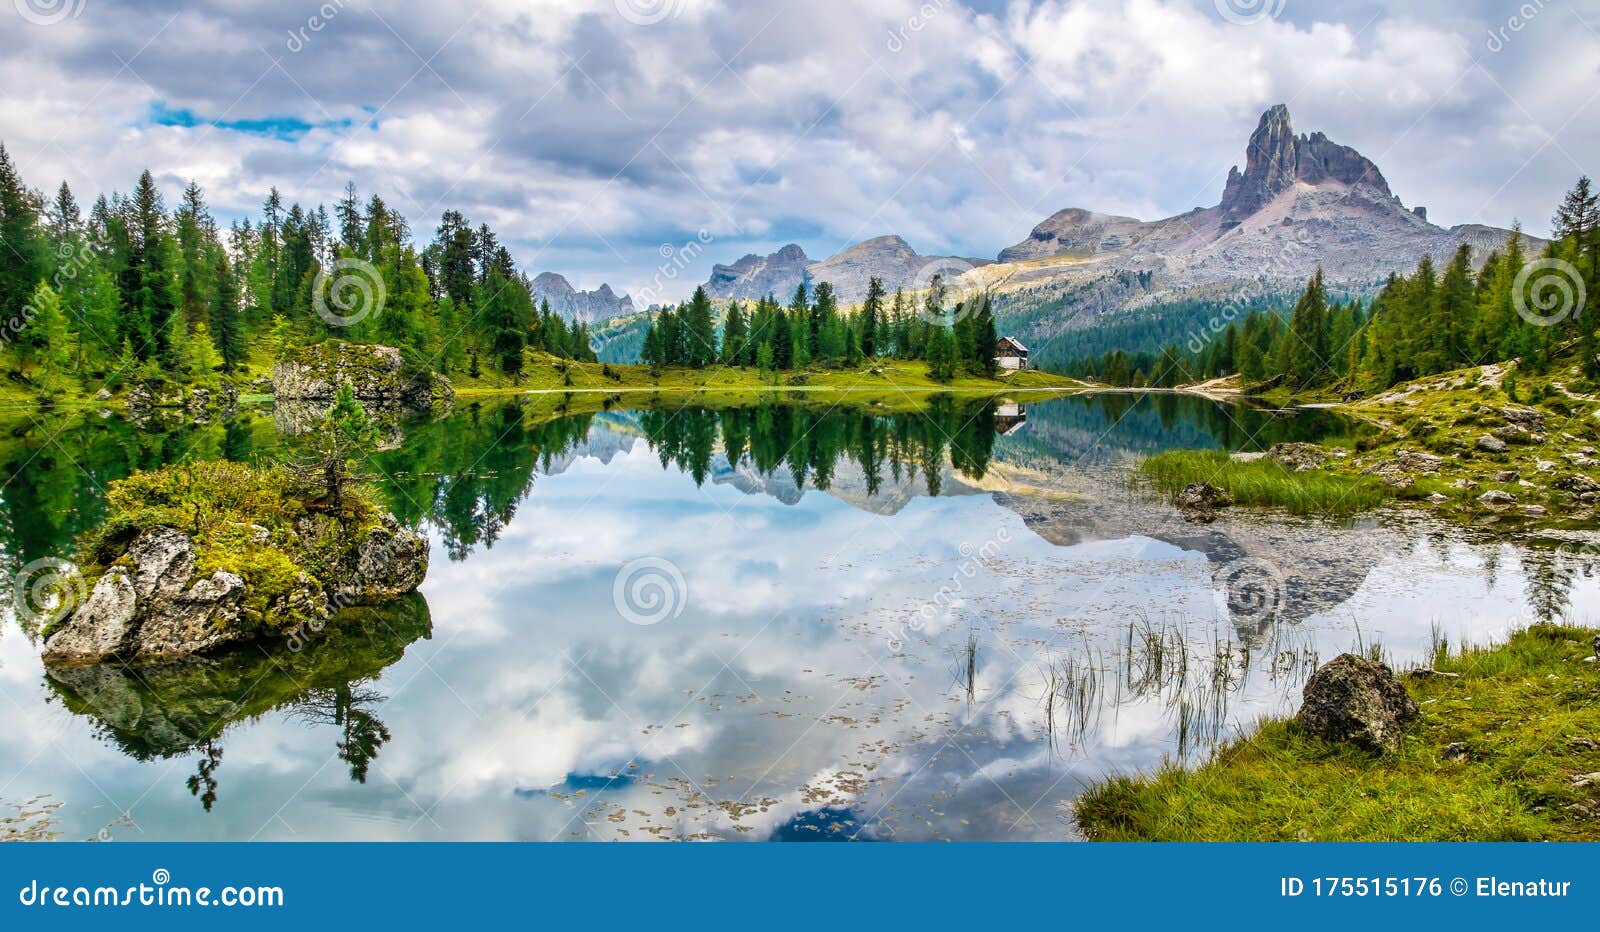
925 324 956 382
861 276 883 358
721 300 748 365
771 307 793 370
0 144 45 322
683 285 716 367
211 250 245 371
130 170 181 363
1284 268 1330 387
973 294 999 377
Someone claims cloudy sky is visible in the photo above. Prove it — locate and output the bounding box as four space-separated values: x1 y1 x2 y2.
4 0 1597 300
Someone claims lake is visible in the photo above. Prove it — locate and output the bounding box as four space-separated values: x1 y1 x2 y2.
1 392 1595 841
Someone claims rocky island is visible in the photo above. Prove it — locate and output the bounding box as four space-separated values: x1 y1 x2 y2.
41 459 427 665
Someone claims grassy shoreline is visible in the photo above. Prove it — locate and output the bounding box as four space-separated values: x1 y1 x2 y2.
1138 449 1391 516
1142 360 1600 528
1073 624 1600 841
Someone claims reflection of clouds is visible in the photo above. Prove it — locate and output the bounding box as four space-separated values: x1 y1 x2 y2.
3 436 1598 840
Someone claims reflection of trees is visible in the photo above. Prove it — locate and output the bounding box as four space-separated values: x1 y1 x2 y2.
293 683 393 785
370 401 595 561
1008 392 1371 464
636 397 998 497
45 595 431 807
1521 544 1582 623
187 742 222 812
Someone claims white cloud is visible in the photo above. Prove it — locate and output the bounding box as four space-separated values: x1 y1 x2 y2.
0 0 1592 300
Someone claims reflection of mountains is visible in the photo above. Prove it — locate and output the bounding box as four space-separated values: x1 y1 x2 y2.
710 455 983 514
995 471 1385 641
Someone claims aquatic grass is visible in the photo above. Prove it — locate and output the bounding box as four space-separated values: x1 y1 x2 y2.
1139 449 1390 516
1073 624 1600 841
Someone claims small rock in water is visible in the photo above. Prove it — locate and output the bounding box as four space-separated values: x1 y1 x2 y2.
1174 482 1233 520
1298 654 1418 754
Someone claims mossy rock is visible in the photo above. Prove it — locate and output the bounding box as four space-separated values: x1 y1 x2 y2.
42 461 428 665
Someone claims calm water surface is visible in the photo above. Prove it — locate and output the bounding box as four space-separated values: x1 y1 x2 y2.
1 393 1596 841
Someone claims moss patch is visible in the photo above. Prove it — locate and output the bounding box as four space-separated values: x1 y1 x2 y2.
78 460 385 637
1073 624 1600 841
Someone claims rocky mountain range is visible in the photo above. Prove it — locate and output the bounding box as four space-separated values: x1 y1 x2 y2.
993 105 1523 281
529 272 635 323
596 104 1538 365
705 236 988 306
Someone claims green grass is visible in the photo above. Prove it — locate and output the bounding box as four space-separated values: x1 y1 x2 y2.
1139 449 1390 516
1073 624 1600 841
448 353 1085 396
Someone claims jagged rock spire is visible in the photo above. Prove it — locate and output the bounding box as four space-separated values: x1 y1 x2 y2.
1218 104 1392 227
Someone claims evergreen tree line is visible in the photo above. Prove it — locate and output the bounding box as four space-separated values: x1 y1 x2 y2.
0 145 598 393
639 274 1002 382
1069 176 1600 394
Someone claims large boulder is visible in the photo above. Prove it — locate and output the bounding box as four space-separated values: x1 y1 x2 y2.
272 341 452 414
43 528 252 664
1297 654 1418 753
42 463 430 666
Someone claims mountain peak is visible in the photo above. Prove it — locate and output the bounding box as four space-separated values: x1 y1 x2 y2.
529 272 634 323
1218 104 1391 227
